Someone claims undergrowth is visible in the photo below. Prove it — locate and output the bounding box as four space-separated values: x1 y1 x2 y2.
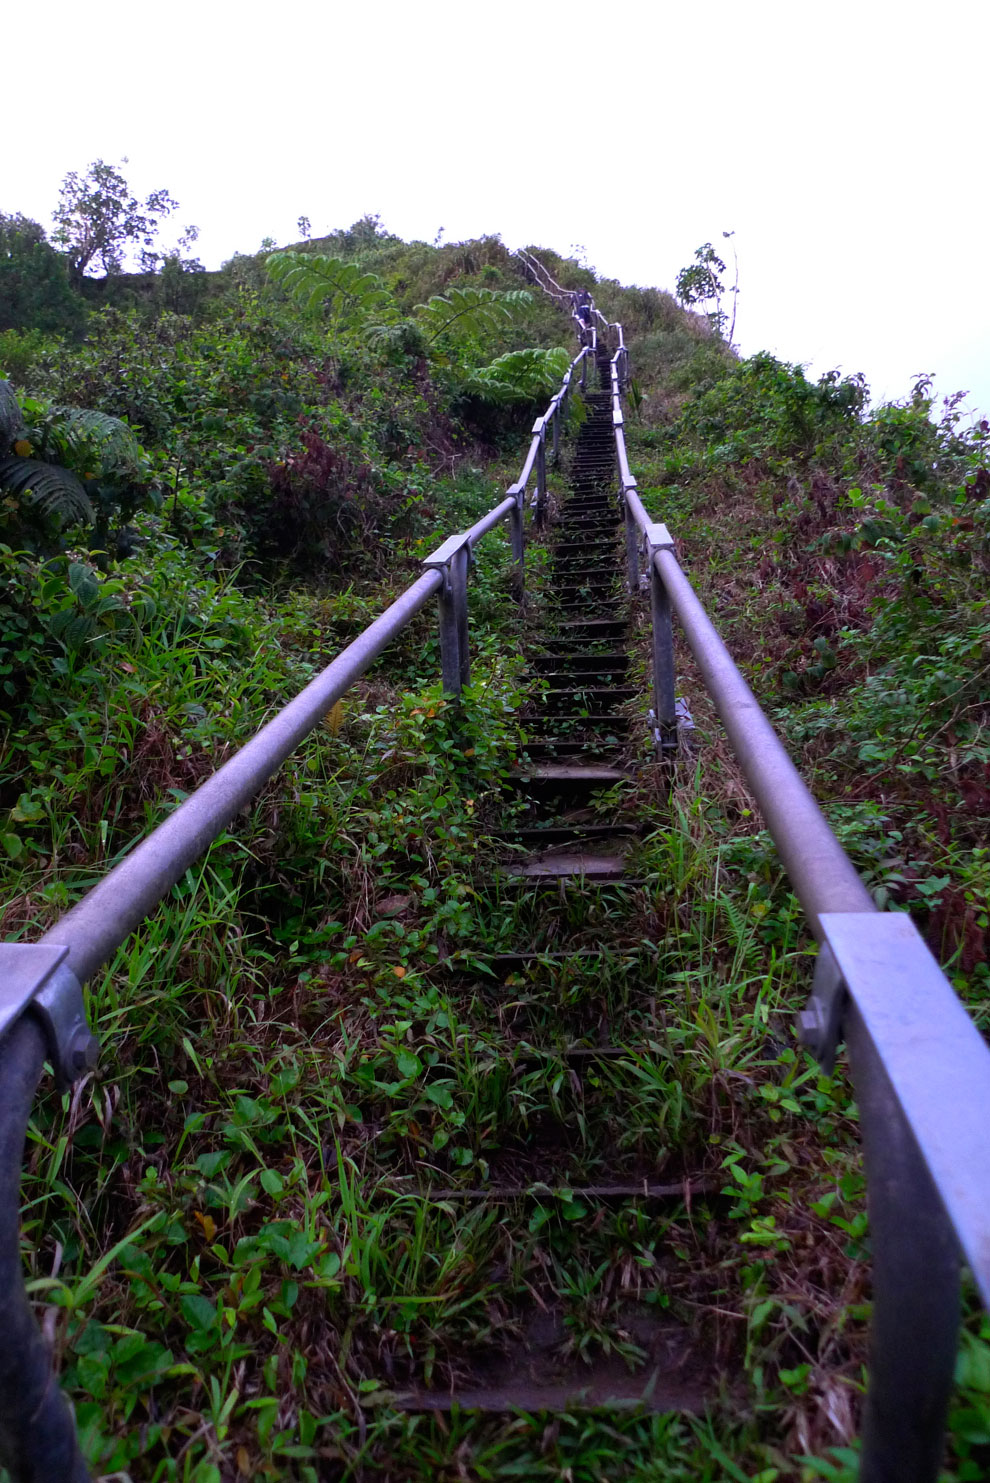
1 232 988 1482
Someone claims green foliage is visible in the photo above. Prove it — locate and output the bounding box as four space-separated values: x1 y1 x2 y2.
460 346 571 404
29 402 150 482
0 213 86 337
682 351 868 460
0 223 833 1482
265 250 394 327
0 454 94 528
675 241 729 336
0 383 157 555
414 284 532 345
0 327 49 381
52 158 183 280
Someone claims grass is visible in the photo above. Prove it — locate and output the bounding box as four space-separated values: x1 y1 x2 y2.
11 708 888 1480
3 336 990 1480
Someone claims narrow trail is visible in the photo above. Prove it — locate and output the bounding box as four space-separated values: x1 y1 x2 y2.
387 350 722 1417
4 253 987 1482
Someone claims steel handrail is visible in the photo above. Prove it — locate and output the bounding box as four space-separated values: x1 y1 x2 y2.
606 325 990 1482
0 326 591 1483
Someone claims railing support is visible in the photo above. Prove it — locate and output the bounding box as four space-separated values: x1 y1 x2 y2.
534 424 548 529
623 490 639 593
508 483 525 602
0 1015 91 1483
645 523 677 753
851 1025 960 1483
800 909 990 1483
423 535 472 695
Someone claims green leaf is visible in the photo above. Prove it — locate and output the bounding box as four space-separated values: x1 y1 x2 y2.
180 1293 218 1332
68 561 100 604
396 1050 421 1079
260 1168 284 1196
0 455 94 526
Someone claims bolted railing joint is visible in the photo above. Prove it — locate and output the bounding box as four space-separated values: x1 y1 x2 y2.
644 526 678 756
0 943 99 1089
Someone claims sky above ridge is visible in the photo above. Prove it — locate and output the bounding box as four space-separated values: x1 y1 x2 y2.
10 0 990 418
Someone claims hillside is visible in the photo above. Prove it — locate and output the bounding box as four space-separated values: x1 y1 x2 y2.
0 224 988 1483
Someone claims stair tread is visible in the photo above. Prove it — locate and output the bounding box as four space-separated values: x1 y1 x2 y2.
503 853 628 879
513 764 627 782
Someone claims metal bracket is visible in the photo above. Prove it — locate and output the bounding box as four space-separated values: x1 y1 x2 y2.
643 521 675 555
647 706 681 757
797 943 847 1076
0 943 99 1088
422 531 470 569
423 532 471 597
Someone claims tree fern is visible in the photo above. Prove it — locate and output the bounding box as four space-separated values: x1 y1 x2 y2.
0 455 94 526
414 287 532 345
461 346 571 404
266 251 395 326
37 406 147 479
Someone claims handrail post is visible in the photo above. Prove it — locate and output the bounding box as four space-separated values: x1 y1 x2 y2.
848 1020 961 1483
645 523 677 754
535 423 548 529
623 480 639 593
508 482 525 601
551 400 560 464
580 352 587 391
423 535 472 695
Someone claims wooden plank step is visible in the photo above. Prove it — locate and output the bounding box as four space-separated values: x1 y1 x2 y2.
502 853 628 879
542 679 634 693
552 617 627 630
519 737 627 753
390 1303 714 1415
512 764 627 784
533 653 629 668
520 711 631 727
395 1178 708 1203
494 823 639 844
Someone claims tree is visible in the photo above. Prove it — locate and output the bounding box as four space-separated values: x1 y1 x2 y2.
676 241 728 337
0 214 86 336
52 158 181 282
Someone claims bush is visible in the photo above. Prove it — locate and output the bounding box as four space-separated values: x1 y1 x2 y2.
0 214 86 337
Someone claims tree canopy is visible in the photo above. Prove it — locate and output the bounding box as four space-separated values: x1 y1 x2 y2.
0 213 86 336
52 158 185 281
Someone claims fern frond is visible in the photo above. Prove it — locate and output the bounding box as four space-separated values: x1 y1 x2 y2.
414 287 532 345
267 251 395 324
0 456 95 526
462 347 571 404
41 406 147 479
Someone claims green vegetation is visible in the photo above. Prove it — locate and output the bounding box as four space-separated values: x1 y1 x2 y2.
0 204 987 1483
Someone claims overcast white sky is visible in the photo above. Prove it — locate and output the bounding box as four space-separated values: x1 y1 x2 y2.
8 0 989 417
